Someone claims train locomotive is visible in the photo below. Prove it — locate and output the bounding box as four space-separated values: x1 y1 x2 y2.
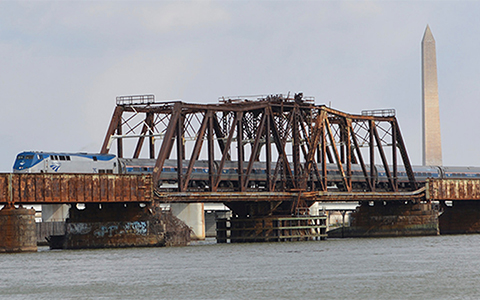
12 151 480 191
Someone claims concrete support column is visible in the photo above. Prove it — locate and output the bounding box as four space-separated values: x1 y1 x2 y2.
170 203 205 240
0 206 37 253
42 204 69 222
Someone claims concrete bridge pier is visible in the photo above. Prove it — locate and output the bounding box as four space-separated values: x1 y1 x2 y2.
170 203 205 240
331 200 439 238
0 205 37 253
439 200 480 234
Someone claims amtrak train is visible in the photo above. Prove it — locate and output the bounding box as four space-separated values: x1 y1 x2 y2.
12 151 480 191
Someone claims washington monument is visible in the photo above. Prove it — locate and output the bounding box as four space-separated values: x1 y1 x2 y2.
422 25 443 166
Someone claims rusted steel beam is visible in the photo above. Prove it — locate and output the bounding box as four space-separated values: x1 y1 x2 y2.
265 108 272 191
182 111 208 191
212 113 230 161
244 112 267 190
237 111 245 192
0 174 152 205
153 102 181 185
369 120 376 191
208 111 215 191
176 111 184 192
304 187 426 201
132 113 155 159
350 124 373 191
299 110 325 190
153 187 426 203
394 120 417 190
100 106 124 154
392 120 398 191
427 179 480 200
214 113 238 190
372 122 395 191
325 117 350 191
268 107 295 189
345 118 352 191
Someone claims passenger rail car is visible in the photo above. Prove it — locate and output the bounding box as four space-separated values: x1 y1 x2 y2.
13 151 480 191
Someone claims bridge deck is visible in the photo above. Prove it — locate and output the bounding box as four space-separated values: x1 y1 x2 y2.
1 174 480 205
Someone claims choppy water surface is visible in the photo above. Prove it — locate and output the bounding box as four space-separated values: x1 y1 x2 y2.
1 235 480 299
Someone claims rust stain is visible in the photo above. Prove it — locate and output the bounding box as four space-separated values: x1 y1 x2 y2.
427 179 480 200
0 173 153 205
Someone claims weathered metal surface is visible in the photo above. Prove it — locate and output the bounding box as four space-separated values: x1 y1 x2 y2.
427 179 480 200
0 173 152 205
154 188 426 203
100 94 418 204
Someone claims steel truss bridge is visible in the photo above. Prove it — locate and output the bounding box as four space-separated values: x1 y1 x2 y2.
98 93 421 216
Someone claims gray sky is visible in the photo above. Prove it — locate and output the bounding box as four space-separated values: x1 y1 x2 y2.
1 1 479 171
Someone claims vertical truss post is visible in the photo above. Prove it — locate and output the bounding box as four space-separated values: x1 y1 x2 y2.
101 106 124 154
153 102 181 186
392 120 398 191
345 118 352 191
214 113 238 190
183 111 209 191
369 120 376 192
325 118 350 191
293 106 301 187
116 119 123 158
350 123 373 191
133 112 154 159
237 111 245 192
394 120 417 190
176 111 184 192
244 112 266 190
266 108 272 192
208 111 215 192
373 123 394 191
321 115 327 191
148 112 155 159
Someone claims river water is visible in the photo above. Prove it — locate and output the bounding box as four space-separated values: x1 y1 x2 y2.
1 234 479 299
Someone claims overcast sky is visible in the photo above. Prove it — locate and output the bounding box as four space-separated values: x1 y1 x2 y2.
1 1 479 171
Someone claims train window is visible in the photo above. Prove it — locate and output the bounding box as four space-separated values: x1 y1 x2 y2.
143 167 148 171
99 169 105 173
106 170 113 174
17 155 24 160
25 155 34 160
67 156 71 161
93 156 97 161
59 156 66 161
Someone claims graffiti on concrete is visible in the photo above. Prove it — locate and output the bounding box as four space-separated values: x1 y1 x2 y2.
68 223 92 235
92 221 148 238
